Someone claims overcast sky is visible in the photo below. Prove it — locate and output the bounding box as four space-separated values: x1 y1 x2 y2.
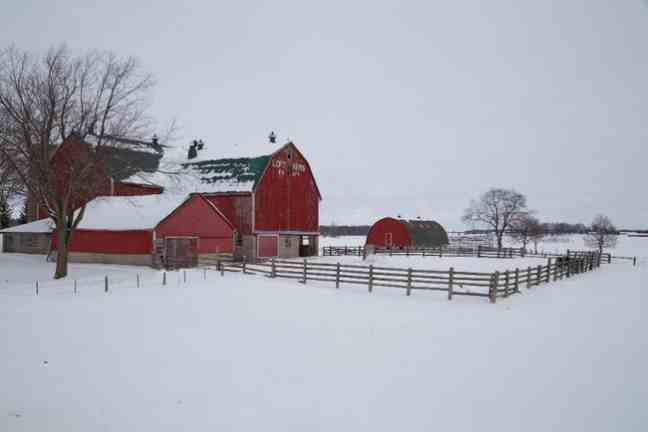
3 1 648 230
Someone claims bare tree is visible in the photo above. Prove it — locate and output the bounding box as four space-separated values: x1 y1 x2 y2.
462 188 529 251
0 45 159 279
509 214 544 253
584 214 618 255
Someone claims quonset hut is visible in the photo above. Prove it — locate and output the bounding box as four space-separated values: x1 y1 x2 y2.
365 217 449 249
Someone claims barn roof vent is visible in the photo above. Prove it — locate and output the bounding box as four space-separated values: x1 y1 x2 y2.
269 131 277 144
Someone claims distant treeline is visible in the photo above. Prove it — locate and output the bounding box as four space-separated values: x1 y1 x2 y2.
321 221 626 237
320 225 372 237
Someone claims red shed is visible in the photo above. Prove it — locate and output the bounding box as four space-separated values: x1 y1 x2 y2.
43 193 235 267
178 141 322 260
366 217 449 249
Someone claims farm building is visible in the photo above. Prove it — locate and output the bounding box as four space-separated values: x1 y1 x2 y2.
1 194 235 267
167 140 322 260
2 137 321 265
26 132 164 222
365 217 449 249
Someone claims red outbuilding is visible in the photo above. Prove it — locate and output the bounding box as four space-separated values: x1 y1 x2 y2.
29 194 235 267
366 217 449 249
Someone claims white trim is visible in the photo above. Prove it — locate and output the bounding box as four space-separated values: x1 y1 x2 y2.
251 192 256 233
256 234 279 258
254 230 320 236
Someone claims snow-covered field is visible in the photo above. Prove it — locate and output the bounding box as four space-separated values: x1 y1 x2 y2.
322 234 648 261
310 254 552 274
1 250 646 431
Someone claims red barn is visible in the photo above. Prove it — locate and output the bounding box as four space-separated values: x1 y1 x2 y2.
3 137 321 266
366 217 449 249
28 132 164 221
181 141 322 260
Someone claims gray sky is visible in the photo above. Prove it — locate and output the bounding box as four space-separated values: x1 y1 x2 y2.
3 0 648 230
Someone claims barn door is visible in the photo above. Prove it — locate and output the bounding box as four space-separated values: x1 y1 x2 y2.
165 238 198 269
258 235 278 258
385 232 393 248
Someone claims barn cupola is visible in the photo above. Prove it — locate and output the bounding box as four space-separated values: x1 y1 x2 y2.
268 131 277 144
187 139 205 160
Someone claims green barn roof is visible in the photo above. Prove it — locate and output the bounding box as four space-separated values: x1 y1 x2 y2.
182 154 272 193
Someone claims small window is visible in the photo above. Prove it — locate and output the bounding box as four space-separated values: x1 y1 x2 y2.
285 237 292 248
301 236 310 246
287 150 293 160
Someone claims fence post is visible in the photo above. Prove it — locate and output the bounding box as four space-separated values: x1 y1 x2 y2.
303 259 307 284
335 263 341 289
514 268 520 293
489 272 499 303
448 267 454 301
220 261 225 276
368 265 374 293
567 249 571 259
36 281 39 296
477 245 482 258
344 246 348 256
608 254 611 264
633 256 637 267
271 259 276 278
536 265 541 286
527 266 532 288
163 272 167 285
104 276 108 293
406 268 412 296
183 270 187 283
136 274 140 288
504 270 510 297
547 258 552 283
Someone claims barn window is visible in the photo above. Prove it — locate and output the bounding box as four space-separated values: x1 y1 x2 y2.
287 150 293 160
301 236 310 246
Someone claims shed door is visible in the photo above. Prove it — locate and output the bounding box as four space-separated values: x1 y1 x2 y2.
258 235 278 258
165 238 198 269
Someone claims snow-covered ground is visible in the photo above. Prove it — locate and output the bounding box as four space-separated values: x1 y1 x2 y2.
322 234 648 261
1 251 646 431
310 254 551 274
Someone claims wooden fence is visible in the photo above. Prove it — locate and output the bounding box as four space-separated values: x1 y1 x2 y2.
218 252 602 303
322 245 620 264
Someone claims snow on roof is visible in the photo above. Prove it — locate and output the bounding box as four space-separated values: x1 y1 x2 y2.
0 218 54 234
1 194 191 233
76 194 190 230
124 153 272 194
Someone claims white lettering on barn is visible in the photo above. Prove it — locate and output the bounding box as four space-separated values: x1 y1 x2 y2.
273 160 306 177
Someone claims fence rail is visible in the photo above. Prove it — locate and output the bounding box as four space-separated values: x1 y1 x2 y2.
220 252 602 303
321 245 622 264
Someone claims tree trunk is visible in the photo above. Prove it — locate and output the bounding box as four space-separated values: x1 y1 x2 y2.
497 233 503 251
54 228 69 279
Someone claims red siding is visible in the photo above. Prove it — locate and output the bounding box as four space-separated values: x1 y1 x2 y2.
366 218 412 248
52 230 153 254
205 194 252 234
254 144 319 233
156 195 234 254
